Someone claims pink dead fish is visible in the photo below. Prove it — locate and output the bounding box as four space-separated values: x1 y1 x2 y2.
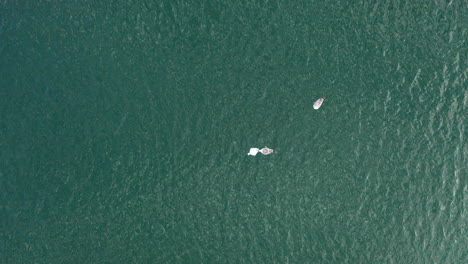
260 146 274 155
248 146 275 156
313 97 325 110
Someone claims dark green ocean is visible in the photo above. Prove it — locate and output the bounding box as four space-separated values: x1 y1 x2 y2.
2 1 467 263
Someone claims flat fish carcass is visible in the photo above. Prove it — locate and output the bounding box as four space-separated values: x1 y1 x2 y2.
313 97 325 110
260 147 274 155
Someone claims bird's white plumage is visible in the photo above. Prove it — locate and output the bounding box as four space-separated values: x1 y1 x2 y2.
248 148 260 156
313 97 325 110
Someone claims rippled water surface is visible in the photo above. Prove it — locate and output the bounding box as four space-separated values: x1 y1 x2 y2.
2 1 466 263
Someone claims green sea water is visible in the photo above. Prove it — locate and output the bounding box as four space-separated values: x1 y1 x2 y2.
2 1 467 263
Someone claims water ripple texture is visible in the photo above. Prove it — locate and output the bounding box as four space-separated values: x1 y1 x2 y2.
2 1 466 263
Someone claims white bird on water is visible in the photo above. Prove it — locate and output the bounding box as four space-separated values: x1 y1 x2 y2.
248 147 275 156
313 97 325 110
248 98 324 156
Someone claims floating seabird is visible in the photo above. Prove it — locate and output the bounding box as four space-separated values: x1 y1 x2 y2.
248 148 260 156
313 97 325 110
